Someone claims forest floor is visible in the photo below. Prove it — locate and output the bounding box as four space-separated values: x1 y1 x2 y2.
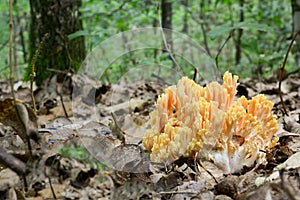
0 71 300 200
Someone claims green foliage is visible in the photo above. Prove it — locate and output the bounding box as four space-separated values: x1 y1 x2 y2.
59 145 90 162
77 0 294 81
0 0 30 78
209 22 272 39
0 0 297 81
59 145 108 171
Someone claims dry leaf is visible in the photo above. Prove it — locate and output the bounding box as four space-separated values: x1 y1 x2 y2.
0 99 38 143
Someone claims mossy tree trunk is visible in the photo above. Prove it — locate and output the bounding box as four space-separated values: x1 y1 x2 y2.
28 0 85 85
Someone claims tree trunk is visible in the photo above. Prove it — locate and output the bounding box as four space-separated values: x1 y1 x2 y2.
28 0 85 85
182 0 188 33
199 0 211 57
161 0 173 52
235 0 244 65
291 0 300 51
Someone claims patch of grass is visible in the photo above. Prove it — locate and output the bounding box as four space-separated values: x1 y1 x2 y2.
59 145 108 171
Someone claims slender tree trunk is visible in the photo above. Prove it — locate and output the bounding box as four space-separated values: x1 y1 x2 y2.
13 0 20 79
161 0 173 52
28 0 85 85
291 0 300 51
153 17 159 60
16 4 27 64
199 0 211 57
235 0 244 65
182 0 188 33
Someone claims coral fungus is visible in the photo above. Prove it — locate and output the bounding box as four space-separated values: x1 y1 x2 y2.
143 72 278 173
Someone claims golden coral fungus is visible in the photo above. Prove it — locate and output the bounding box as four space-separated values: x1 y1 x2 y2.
143 72 278 173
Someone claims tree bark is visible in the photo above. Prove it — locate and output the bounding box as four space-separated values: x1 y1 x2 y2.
28 0 85 85
291 0 300 51
199 0 211 57
161 0 173 52
235 0 244 65
182 0 188 33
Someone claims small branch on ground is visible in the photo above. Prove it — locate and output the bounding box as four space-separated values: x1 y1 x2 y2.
48 176 57 199
0 147 29 191
0 147 28 176
194 152 218 184
110 112 126 144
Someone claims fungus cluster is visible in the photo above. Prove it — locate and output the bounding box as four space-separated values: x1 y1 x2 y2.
143 72 278 173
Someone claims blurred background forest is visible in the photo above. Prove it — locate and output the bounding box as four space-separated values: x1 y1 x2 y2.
0 0 299 84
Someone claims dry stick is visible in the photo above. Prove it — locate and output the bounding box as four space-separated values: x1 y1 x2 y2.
45 68 71 118
0 147 27 176
237 163 261 196
278 28 300 116
193 68 198 81
9 0 29 192
0 146 29 195
198 160 218 184
44 160 57 199
194 152 218 184
159 191 199 195
59 93 69 118
60 72 73 118
44 68 70 118
110 112 126 144
215 29 235 70
30 33 50 113
48 176 57 199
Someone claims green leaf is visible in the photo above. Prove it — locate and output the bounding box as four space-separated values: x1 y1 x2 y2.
208 24 232 39
209 22 272 39
68 30 90 40
234 22 272 32
214 0 233 7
